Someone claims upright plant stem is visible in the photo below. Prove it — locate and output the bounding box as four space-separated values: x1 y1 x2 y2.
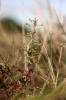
10 23 15 57
22 1 28 70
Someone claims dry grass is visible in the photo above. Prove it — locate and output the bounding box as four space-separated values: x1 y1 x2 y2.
0 0 66 100
0 16 66 100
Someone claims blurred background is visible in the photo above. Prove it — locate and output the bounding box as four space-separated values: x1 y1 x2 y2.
0 0 66 28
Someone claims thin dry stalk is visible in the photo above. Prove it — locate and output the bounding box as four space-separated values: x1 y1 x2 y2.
22 1 28 70
39 75 52 85
56 43 66 86
55 45 63 86
43 44 56 87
